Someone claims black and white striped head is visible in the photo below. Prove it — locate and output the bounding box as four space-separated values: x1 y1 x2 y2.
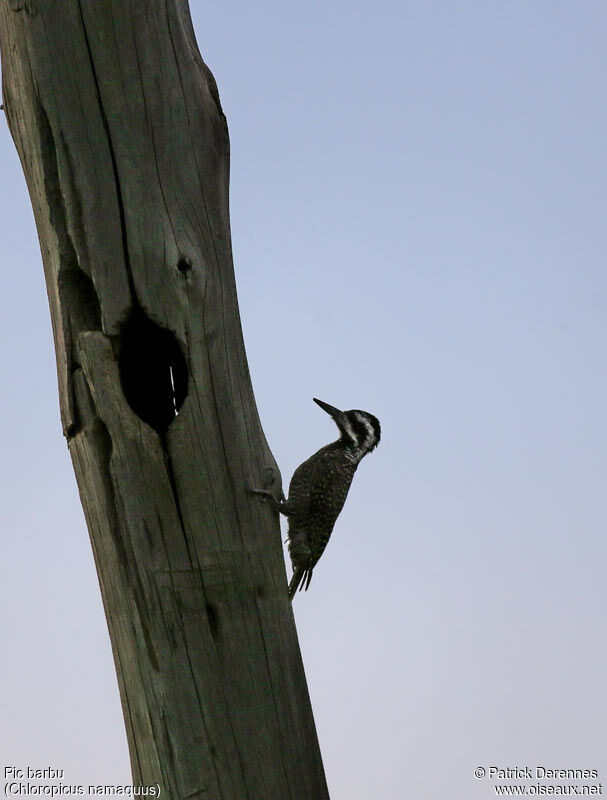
313 398 381 457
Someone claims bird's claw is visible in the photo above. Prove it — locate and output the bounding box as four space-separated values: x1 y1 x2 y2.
247 487 285 510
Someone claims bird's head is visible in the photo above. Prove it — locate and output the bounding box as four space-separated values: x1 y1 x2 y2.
313 398 381 456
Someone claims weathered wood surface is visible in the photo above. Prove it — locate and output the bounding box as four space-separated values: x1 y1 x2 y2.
0 1 329 797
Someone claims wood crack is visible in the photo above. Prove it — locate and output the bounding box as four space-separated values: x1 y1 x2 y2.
76 0 138 303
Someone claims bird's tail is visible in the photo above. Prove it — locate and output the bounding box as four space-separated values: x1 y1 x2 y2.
288 567 312 601
288 568 304 600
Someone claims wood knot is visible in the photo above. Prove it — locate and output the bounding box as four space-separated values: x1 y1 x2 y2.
9 0 37 16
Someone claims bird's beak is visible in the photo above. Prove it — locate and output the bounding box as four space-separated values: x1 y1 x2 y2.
313 398 343 419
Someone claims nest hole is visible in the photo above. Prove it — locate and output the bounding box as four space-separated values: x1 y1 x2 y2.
118 307 188 434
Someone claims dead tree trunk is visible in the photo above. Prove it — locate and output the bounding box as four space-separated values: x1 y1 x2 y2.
0 2 329 797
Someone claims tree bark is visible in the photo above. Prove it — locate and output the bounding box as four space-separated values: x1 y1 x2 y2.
0 1 329 797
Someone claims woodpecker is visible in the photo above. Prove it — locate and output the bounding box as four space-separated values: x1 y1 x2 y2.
252 398 381 599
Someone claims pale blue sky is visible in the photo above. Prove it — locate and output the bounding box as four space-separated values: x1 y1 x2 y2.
1 2 606 797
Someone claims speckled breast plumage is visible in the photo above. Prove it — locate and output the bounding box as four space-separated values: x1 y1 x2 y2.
285 441 359 572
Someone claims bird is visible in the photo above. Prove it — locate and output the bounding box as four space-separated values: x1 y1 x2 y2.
251 398 381 599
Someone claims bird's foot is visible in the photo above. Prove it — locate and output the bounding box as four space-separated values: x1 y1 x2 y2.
247 487 286 512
